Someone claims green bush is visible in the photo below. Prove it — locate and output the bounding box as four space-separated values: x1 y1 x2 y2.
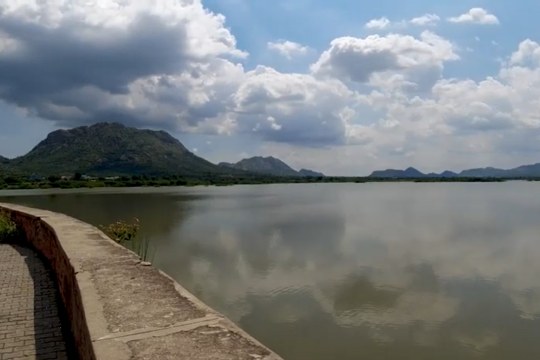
0 211 17 242
100 219 154 262
100 218 140 243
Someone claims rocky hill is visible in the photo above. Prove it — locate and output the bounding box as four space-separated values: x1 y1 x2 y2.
458 163 540 178
458 167 509 178
369 167 425 178
0 156 8 174
219 156 324 177
369 163 540 178
8 123 235 176
298 169 324 177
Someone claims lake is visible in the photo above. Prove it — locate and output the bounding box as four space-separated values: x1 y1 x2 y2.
1 183 540 359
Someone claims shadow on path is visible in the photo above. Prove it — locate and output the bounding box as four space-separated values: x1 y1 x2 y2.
0 243 77 359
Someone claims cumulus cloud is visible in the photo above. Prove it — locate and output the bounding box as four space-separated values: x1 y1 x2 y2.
410 14 440 26
370 40 540 169
365 17 391 30
311 31 458 92
232 66 354 146
267 40 310 59
448 8 500 25
509 39 540 67
0 0 246 131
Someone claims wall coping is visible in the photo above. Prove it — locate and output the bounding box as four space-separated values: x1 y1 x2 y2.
1 203 283 360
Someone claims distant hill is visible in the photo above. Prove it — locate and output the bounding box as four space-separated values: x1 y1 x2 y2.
369 163 540 179
369 167 425 178
219 156 300 177
299 169 324 177
8 123 237 176
458 167 509 178
458 164 540 178
508 163 540 177
0 156 8 174
440 170 458 178
219 156 324 177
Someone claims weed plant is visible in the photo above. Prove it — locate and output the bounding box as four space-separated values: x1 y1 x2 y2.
0 211 17 242
100 218 154 262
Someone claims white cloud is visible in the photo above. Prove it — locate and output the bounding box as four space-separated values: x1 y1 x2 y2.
448 8 500 25
509 39 540 66
410 14 440 26
311 31 458 91
356 52 540 166
289 37 540 174
364 14 445 32
266 116 282 131
0 0 248 58
365 17 391 30
232 66 354 146
267 40 309 59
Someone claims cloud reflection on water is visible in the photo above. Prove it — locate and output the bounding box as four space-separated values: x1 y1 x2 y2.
3 183 540 359
151 184 540 359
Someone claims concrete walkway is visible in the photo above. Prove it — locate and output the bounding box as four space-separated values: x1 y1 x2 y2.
0 243 70 360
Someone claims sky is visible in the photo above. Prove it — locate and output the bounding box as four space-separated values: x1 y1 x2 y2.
1 1 540 175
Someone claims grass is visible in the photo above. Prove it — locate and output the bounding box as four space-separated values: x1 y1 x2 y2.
131 235 153 263
0 211 17 242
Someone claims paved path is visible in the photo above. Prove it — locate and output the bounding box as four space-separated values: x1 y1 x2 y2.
0 243 70 360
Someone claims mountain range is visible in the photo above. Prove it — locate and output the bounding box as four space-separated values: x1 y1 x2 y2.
1 122 539 179
219 157 324 177
0 123 323 177
369 164 540 179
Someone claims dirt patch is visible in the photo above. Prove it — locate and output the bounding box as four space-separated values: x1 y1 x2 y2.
128 325 271 360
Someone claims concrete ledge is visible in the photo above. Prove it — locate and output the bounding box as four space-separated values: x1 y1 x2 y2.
0 203 283 360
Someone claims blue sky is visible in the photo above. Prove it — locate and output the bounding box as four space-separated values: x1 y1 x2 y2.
204 0 521 72
1 1 540 175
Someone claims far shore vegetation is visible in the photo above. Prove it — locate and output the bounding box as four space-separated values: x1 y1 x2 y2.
0 172 537 190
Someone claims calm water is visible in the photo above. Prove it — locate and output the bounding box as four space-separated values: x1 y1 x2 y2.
1 183 540 359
